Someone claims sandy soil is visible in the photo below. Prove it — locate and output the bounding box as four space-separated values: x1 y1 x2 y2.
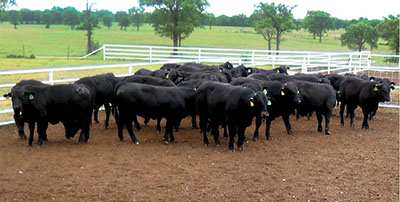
0 108 398 201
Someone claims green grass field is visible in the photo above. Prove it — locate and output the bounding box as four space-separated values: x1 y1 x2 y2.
0 22 394 69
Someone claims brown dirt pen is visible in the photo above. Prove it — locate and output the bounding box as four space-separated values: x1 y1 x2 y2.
0 108 398 201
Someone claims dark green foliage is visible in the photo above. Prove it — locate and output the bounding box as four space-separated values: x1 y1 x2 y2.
8 10 20 29
340 22 379 52
304 10 334 43
377 15 399 56
62 7 80 29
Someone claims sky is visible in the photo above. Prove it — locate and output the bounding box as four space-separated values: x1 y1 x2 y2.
10 0 399 20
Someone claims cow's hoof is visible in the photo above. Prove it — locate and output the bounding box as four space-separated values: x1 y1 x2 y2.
104 125 108 130
325 131 331 135
119 138 124 142
134 141 139 145
253 136 258 141
216 144 220 147
317 127 323 132
163 141 169 145
238 145 244 151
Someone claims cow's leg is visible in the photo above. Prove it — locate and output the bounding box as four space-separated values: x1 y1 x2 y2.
228 123 236 151
265 118 272 140
174 119 181 132
144 117 150 126
115 112 124 141
163 119 172 144
199 114 209 146
316 111 323 132
282 114 292 134
349 107 356 127
170 119 176 142
223 124 228 138
191 113 197 129
253 116 261 141
132 115 142 131
82 115 92 143
210 121 220 146
93 107 99 123
361 109 370 130
14 113 26 139
156 117 162 134
125 119 139 144
36 121 48 147
237 126 246 151
340 102 345 126
104 103 111 129
325 110 332 135
296 110 301 120
28 121 36 144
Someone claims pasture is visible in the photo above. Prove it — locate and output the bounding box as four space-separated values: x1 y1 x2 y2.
0 108 398 201
0 22 394 70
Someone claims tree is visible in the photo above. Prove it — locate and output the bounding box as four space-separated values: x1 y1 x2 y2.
41 9 53 28
377 15 399 55
62 7 80 29
252 10 274 53
203 12 214 29
140 0 209 47
79 1 100 53
256 2 296 54
129 6 144 31
304 10 334 43
8 10 20 29
20 8 34 24
340 22 378 52
33 10 41 24
0 0 16 10
51 6 63 24
114 11 129 30
103 14 113 30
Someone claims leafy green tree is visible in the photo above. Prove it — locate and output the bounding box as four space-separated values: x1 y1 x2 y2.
340 22 378 52
51 6 63 24
377 15 399 55
8 9 20 29
41 9 53 28
304 10 334 43
97 9 113 19
20 8 34 24
255 2 296 54
129 6 144 31
115 11 129 30
103 14 113 30
62 7 80 29
139 0 209 47
33 10 41 24
203 12 214 29
0 0 16 10
252 9 275 53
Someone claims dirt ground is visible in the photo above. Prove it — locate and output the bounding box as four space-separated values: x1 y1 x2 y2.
0 108 398 201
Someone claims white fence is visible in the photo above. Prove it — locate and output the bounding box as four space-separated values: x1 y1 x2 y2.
0 44 399 126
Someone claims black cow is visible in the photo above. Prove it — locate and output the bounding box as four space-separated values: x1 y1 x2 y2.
366 77 396 120
247 73 273 81
196 82 268 151
248 65 290 75
292 80 336 135
339 77 391 130
123 74 177 132
230 65 252 78
75 73 119 129
135 68 169 79
160 63 181 71
11 83 94 146
3 80 47 140
255 81 301 140
114 82 196 144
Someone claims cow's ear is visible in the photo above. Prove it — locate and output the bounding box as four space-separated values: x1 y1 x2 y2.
249 97 255 107
390 82 396 91
286 66 290 70
3 92 11 98
369 76 375 81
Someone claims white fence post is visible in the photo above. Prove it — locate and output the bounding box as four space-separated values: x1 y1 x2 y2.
327 54 331 74
198 49 201 63
272 55 275 69
251 50 255 65
149 47 152 63
302 56 307 73
128 65 133 75
103 44 106 60
49 71 54 85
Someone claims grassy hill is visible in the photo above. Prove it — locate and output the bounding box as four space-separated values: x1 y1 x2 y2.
0 22 393 70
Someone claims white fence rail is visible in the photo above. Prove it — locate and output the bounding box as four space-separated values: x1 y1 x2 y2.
0 44 399 126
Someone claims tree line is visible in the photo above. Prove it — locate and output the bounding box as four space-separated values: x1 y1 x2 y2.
0 0 399 56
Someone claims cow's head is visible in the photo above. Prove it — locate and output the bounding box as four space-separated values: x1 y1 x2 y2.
281 82 301 105
372 82 391 102
249 91 269 118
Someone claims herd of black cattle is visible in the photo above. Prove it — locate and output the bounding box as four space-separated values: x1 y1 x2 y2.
3 62 395 151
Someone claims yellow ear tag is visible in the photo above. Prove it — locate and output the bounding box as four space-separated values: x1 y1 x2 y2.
373 87 378 92
277 69 280 73
281 90 285 96
166 74 169 79
250 101 254 107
